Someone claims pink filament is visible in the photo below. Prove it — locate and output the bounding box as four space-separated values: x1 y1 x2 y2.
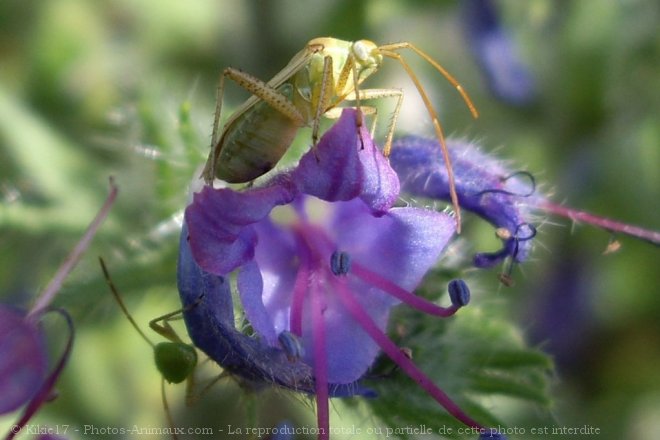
331 276 483 429
289 259 309 337
311 276 330 440
351 262 459 317
290 221 332 439
289 208 473 438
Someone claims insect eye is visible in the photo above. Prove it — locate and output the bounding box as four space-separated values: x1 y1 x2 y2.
353 40 378 63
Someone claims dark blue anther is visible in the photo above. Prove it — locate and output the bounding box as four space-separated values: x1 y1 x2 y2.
330 250 351 276
448 279 471 307
278 331 304 362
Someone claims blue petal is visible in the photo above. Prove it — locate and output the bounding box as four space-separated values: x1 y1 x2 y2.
249 197 455 384
390 136 536 265
462 0 536 106
185 178 298 275
292 109 399 214
178 225 314 388
304 277 390 384
331 199 456 291
0 306 47 414
319 201 455 383
357 129 401 216
252 217 299 334
178 226 371 397
238 260 278 346
292 109 362 201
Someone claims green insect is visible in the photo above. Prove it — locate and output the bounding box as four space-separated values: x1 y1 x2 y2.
202 37 478 230
99 258 197 439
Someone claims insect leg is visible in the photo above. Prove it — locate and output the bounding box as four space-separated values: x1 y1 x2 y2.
380 48 464 232
323 105 377 138
160 379 180 440
211 72 226 150
203 72 230 185
378 42 479 118
341 88 404 155
311 55 335 148
148 294 204 344
223 68 306 124
99 257 155 347
327 53 369 147
149 308 186 344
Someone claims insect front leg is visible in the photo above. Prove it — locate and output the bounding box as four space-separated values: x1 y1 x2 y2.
380 49 461 230
148 294 204 344
379 43 480 233
323 106 378 147
341 88 404 155
148 308 186 344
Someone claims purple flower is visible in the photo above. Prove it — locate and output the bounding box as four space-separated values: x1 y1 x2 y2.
181 109 485 438
0 307 48 416
0 181 117 440
390 135 660 281
390 136 538 274
462 0 537 106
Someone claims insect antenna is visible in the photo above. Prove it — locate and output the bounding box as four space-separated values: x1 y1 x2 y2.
99 257 154 347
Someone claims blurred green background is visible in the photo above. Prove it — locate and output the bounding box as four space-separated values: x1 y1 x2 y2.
1 0 658 439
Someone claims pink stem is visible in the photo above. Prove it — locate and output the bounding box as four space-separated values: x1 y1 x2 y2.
351 263 459 317
333 277 483 430
311 278 329 440
538 200 660 245
28 179 118 319
289 260 309 337
289 227 318 337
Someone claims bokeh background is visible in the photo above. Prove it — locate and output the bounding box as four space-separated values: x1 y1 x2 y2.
1 1 658 439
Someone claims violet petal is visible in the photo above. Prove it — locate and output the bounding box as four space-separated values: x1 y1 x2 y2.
0 306 47 415
178 226 370 397
292 109 400 214
185 179 298 275
330 200 456 291
390 136 536 265
238 260 278 346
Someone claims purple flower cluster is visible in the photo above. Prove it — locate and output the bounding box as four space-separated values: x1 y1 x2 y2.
183 98 660 440
180 110 501 438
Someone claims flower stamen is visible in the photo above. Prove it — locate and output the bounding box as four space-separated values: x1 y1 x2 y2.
330 251 352 276
331 276 483 430
351 262 463 317
311 274 330 440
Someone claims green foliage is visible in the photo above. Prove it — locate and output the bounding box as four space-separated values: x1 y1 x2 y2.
360 303 553 438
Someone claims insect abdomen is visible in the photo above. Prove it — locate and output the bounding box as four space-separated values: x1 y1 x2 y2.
215 86 301 183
